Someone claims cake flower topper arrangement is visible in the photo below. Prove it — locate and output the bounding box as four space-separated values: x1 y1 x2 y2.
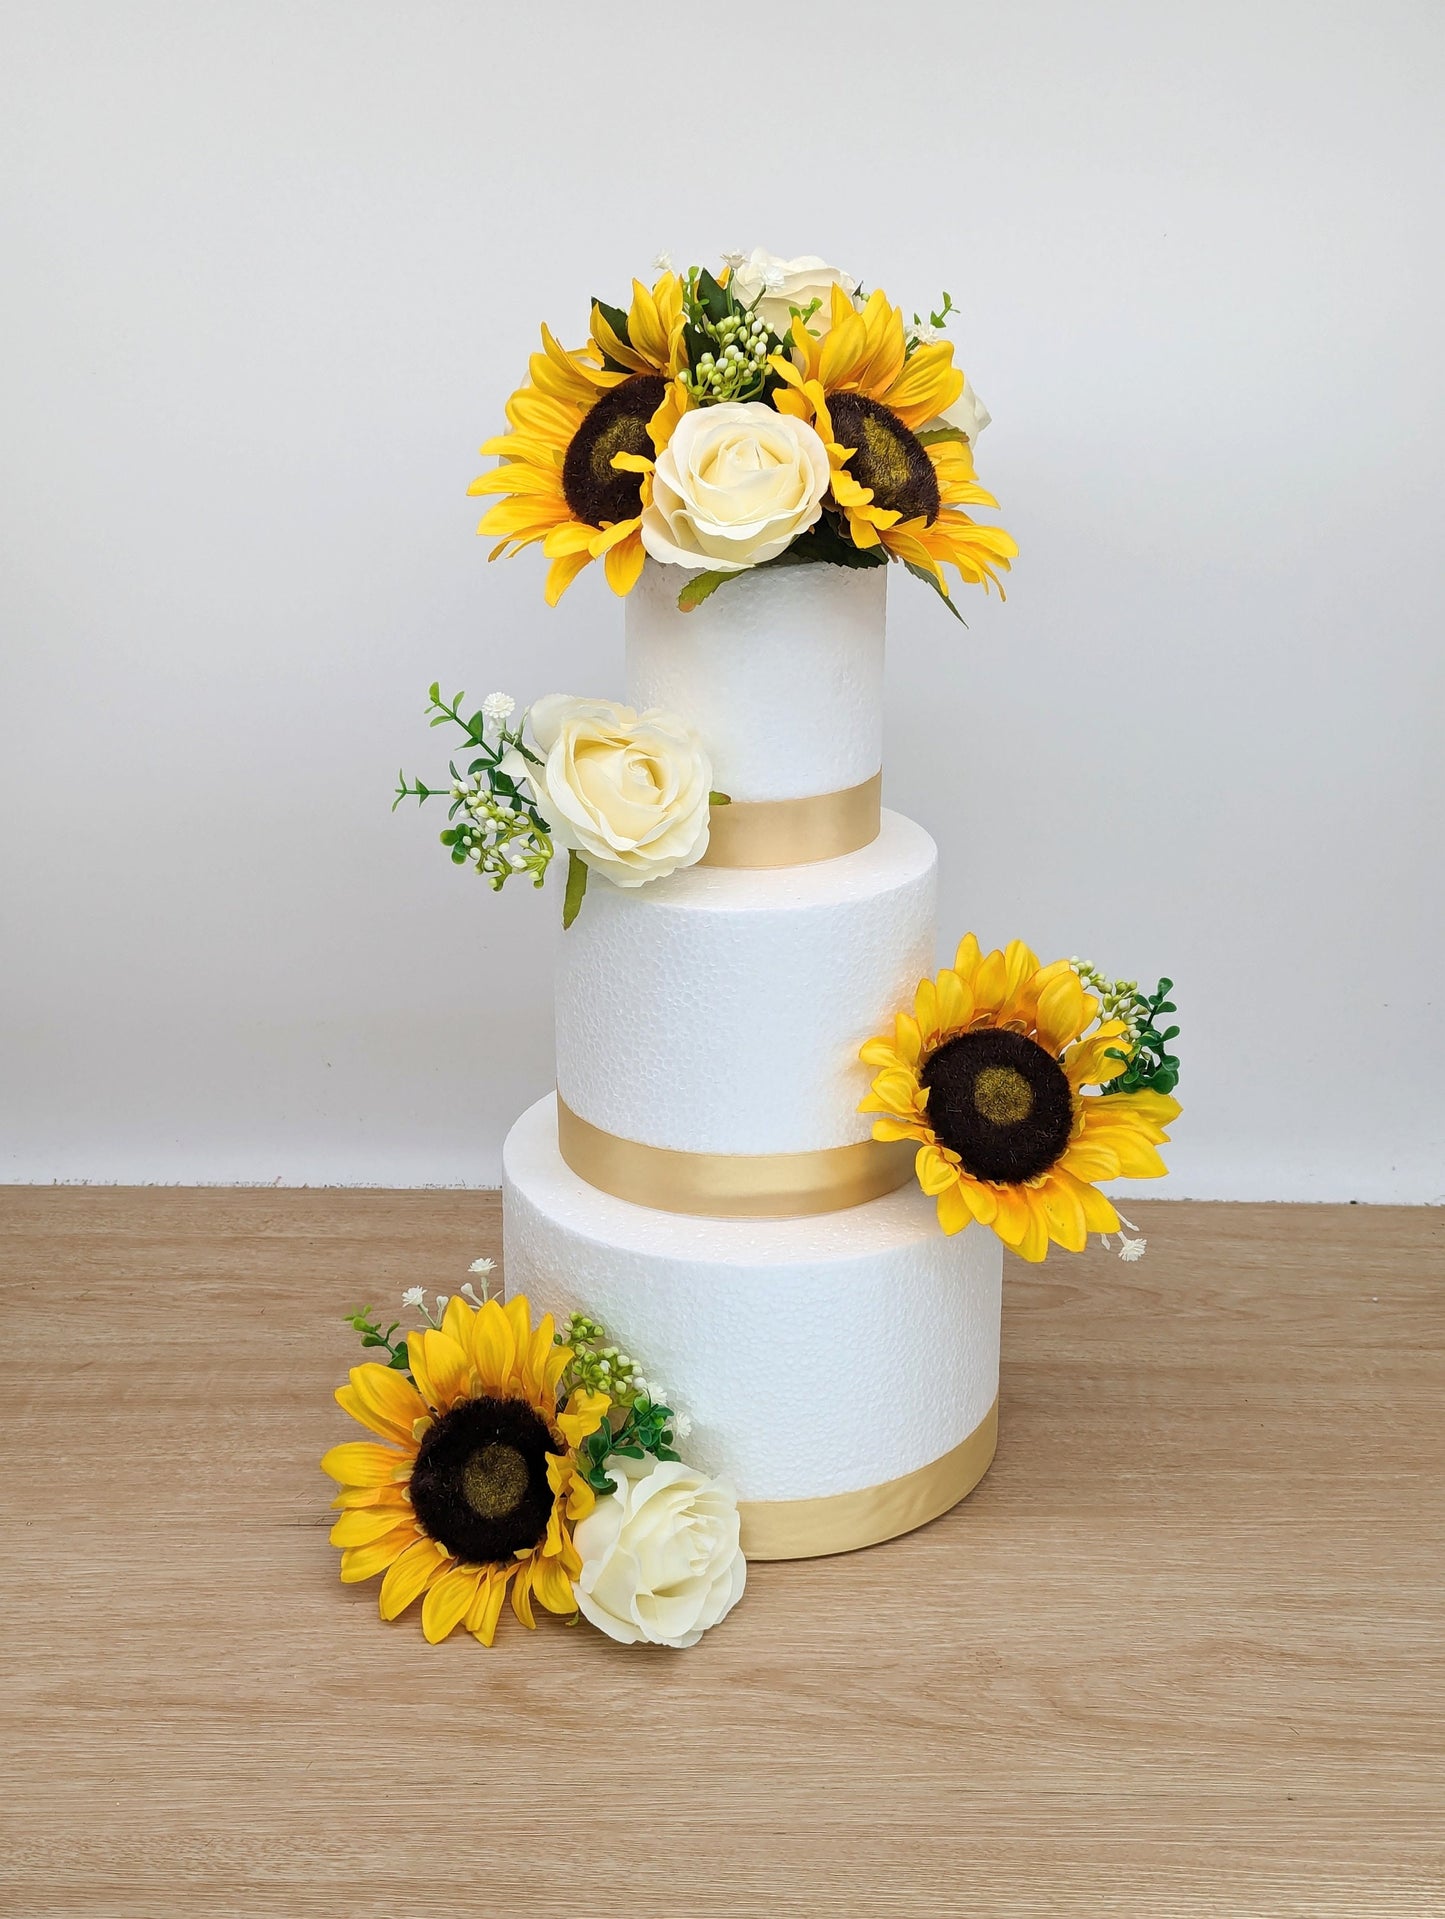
395 250 1013 923
469 247 1017 616
394 686 725 926
323 1273 745 1650
860 938 1182 1263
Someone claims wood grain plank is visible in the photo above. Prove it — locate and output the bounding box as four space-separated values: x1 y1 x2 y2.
1 1191 1440 1918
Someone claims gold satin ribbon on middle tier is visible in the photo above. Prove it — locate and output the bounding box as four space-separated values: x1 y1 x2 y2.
700 770 881 868
556 1095 915 1219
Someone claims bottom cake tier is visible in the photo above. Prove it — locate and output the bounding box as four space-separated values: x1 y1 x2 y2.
502 1094 1003 1561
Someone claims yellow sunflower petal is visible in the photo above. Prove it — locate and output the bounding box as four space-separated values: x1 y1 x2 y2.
1057 1137 1123 1182
1036 1173 1088 1253
604 527 647 596
913 975 940 1044
953 932 982 983
329 1506 415 1549
468 1297 518 1396
467 1566 511 1646
1052 1167 1120 1235
407 1328 473 1414
916 1143 961 1197
555 1387 610 1449
378 1538 448 1620
319 1440 407 1488
439 1294 475 1349
1012 1200 1051 1263
935 967 972 1038
421 1565 484 1644
335 1364 427 1446
866 1067 924 1116
1034 968 1090 1055
338 1524 420 1582
544 547 593 606
870 1115 932 1144
935 1181 976 1235
972 947 1011 1015
329 1481 411 1511
510 1561 537 1631
529 1552 576 1616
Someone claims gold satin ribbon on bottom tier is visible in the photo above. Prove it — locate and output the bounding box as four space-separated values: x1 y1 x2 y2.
700 770 882 868
738 1398 999 1561
556 1095 915 1218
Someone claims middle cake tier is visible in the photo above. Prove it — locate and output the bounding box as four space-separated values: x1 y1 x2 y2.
555 807 936 1161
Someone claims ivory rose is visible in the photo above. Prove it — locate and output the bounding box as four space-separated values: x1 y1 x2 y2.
640 403 830 572
725 248 862 339
527 695 711 888
573 1455 746 1649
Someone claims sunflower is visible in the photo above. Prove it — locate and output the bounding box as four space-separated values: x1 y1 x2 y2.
768 286 1018 598
468 274 688 604
321 1292 610 1645
860 936 1181 1262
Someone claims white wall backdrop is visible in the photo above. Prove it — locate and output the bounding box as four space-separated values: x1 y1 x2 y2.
2 0 1441 1198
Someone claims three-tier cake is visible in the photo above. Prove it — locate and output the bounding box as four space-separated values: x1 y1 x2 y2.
502 562 1002 1560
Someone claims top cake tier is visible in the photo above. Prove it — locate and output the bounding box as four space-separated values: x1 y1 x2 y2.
625 561 885 804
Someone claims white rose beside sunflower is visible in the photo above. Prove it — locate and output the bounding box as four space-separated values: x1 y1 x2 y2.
573 1455 746 1649
526 694 712 889
641 402 831 572
725 248 862 339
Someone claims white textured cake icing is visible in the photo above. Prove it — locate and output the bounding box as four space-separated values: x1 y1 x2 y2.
504 1096 1001 1503
625 560 885 801
502 562 1004 1557
554 809 935 1156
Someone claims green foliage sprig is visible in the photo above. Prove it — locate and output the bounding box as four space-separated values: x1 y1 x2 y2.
395 685 555 893
1103 978 1181 1096
556 1311 683 1494
1075 964 1181 1096
344 1307 411 1374
676 267 784 405
910 290 957 341
576 1399 682 1496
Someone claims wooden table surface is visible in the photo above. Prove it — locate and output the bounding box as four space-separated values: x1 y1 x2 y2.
1 1189 1441 1918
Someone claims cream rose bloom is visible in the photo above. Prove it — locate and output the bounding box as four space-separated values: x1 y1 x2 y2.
527 695 711 888
725 248 862 339
573 1455 746 1649
641 403 830 572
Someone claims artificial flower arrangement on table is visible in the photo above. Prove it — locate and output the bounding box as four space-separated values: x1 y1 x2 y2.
395 248 1018 924
323 1266 745 1650
861 937 1182 1264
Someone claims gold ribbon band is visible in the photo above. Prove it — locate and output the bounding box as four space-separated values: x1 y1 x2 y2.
555 1095 915 1219
739 1398 999 1561
700 770 882 868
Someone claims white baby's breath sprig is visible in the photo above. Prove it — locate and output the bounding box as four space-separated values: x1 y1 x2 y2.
481 692 515 725
1099 1210 1147 1262
401 1285 427 1309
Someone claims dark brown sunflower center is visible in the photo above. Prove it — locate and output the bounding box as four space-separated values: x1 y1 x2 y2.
920 1028 1074 1184
409 1394 556 1564
829 391 940 525
561 373 665 528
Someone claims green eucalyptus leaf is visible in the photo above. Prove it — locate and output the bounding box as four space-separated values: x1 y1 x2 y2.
903 560 967 623
562 850 588 930
694 268 732 325
677 569 735 612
